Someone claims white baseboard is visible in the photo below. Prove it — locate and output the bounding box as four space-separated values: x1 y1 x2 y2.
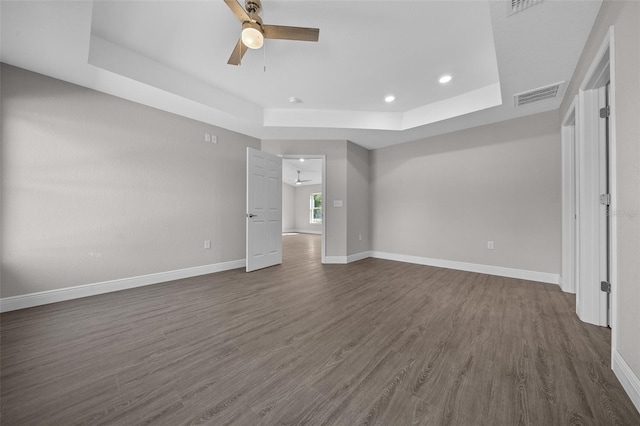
0 252 561 312
291 229 322 235
324 251 371 264
323 255 347 264
347 251 372 263
369 251 560 284
612 350 640 413
282 229 322 235
0 259 246 313
558 276 577 294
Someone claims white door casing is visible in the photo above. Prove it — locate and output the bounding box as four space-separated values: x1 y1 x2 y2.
561 100 577 294
570 29 614 328
246 147 282 272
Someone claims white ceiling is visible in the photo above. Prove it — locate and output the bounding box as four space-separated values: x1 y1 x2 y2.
0 0 603 149
282 158 322 187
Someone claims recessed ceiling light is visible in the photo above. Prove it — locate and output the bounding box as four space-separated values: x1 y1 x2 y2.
384 95 395 103
289 97 303 104
299 158 305 162
439 75 452 84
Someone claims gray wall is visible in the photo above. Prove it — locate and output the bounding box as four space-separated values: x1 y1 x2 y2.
262 140 348 257
370 110 561 274
282 182 295 232
1 64 260 298
560 0 640 384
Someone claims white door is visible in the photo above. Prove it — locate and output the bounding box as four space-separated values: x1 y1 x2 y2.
598 84 611 327
246 147 282 272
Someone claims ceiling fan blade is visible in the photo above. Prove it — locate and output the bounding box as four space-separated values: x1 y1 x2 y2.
263 25 319 42
223 0 250 22
227 38 248 65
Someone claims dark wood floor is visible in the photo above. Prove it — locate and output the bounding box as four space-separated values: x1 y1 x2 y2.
1 234 639 425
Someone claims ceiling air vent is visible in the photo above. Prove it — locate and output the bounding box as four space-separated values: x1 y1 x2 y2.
508 0 543 16
514 81 564 107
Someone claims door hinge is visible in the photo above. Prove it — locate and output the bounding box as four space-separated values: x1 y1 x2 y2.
600 193 611 205
600 105 610 118
600 281 611 293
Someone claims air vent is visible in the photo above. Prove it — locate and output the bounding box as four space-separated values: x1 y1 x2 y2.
514 81 564 107
508 0 543 16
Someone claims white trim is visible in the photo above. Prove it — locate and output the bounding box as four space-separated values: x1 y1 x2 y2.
0 259 245 313
561 96 577 294
572 27 614 328
324 256 348 264
347 251 372 263
284 229 322 235
370 252 560 284
580 28 613 91
607 26 619 368
324 252 371 264
612 350 640 413
320 157 327 264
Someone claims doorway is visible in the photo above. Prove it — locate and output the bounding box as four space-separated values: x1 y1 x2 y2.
281 155 326 264
561 28 616 331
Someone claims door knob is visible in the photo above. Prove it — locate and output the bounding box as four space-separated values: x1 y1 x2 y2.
248 213 257 218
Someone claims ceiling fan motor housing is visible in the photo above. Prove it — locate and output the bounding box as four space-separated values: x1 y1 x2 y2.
245 0 261 14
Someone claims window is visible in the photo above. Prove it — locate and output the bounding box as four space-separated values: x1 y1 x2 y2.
310 193 323 224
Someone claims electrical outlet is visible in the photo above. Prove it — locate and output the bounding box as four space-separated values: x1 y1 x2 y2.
204 240 211 249
487 241 495 250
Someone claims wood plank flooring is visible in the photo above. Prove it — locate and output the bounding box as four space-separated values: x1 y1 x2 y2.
1 233 639 425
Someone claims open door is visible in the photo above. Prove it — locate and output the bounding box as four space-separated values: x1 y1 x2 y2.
598 84 611 327
246 147 282 272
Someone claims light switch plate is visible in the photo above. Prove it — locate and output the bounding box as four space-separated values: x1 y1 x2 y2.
333 200 343 207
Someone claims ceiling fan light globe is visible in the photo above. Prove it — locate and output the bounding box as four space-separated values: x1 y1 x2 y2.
242 26 264 49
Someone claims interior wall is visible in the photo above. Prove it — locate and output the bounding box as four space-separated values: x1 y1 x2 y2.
262 140 347 257
370 110 561 274
560 0 640 385
293 184 322 234
0 64 260 298
282 182 295 232
347 141 370 256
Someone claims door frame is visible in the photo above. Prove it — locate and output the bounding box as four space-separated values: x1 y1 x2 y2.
282 154 327 264
561 26 617 336
561 98 577 295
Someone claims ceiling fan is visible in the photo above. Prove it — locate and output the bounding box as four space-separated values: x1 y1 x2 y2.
295 170 311 185
223 0 320 65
